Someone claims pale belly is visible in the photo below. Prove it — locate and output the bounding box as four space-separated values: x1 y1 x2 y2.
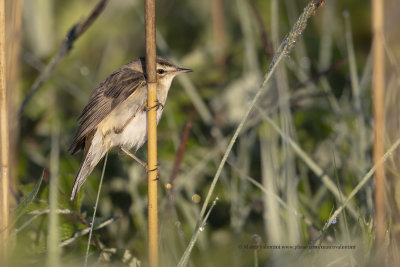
112 108 163 151
96 107 164 152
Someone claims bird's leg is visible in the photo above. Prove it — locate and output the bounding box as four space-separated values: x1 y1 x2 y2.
120 147 160 180
120 146 147 168
145 99 164 111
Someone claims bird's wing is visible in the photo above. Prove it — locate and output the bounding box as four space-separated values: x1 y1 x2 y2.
69 67 146 154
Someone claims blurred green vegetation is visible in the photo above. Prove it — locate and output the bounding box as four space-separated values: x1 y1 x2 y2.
10 0 381 266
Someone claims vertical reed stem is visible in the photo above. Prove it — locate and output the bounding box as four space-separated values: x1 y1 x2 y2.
211 0 226 67
46 123 60 266
372 0 385 247
0 0 10 260
8 0 22 212
145 0 158 266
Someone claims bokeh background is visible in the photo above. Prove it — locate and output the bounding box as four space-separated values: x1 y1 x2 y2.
3 0 400 266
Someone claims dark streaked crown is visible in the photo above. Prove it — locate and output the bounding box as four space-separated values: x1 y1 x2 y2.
138 56 179 74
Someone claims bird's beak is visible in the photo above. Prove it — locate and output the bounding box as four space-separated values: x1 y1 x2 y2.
177 67 193 73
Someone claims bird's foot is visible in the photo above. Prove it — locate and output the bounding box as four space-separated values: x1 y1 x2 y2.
146 164 160 181
145 100 164 111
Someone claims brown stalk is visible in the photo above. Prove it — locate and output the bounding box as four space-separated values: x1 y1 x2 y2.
211 0 226 67
6 0 22 213
145 0 158 266
248 1 274 58
168 116 193 207
372 0 386 249
0 0 9 260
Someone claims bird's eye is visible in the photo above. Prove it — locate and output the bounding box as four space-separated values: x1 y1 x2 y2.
157 69 165 75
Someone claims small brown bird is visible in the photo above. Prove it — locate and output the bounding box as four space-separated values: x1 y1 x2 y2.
69 56 192 200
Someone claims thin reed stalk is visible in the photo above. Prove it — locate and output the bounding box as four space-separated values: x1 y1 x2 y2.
372 0 386 247
7 0 22 206
211 0 226 67
84 153 108 267
145 0 158 266
0 0 10 261
46 123 60 266
344 12 368 175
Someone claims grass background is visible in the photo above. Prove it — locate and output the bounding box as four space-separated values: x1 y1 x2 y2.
4 0 399 266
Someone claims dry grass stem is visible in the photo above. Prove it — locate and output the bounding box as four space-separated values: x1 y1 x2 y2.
372 0 386 247
145 0 159 266
84 153 108 267
0 0 10 260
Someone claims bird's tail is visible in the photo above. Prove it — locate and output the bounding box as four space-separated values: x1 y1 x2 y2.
70 141 106 201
